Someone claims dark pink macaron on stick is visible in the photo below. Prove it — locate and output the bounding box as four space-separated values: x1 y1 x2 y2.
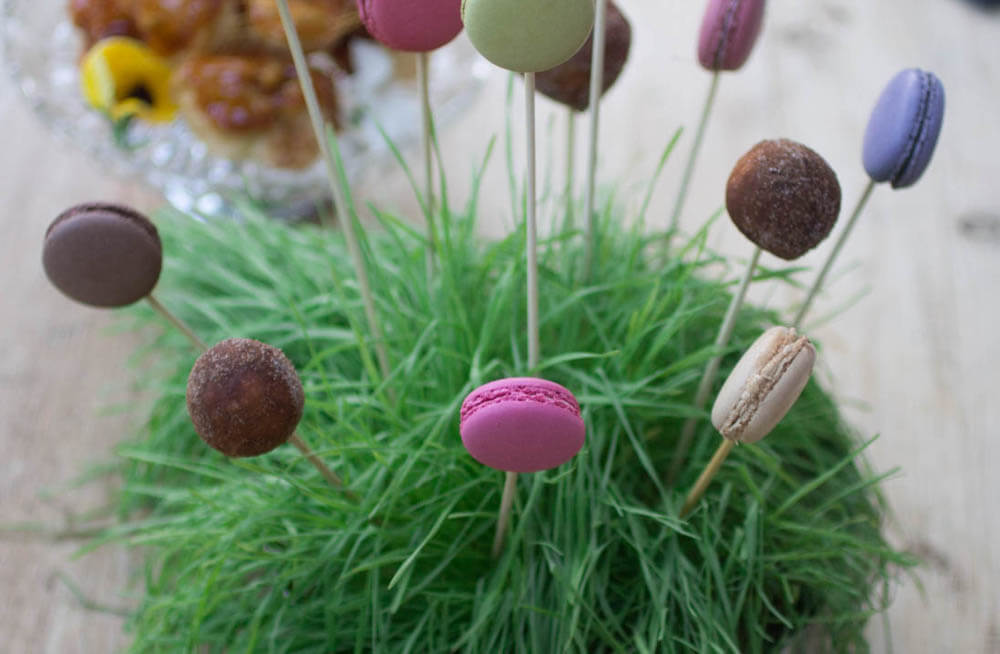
42 202 207 351
670 0 767 232
460 377 586 556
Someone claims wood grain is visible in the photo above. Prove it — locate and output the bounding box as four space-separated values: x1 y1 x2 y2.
2 1 998 651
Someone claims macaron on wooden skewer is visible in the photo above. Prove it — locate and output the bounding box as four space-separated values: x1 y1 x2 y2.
462 0 594 556
43 202 207 352
460 378 586 557
679 326 815 517
669 0 766 234
274 0 392 387
793 68 945 330
42 202 351 491
187 338 357 497
356 0 464 281
667 139 841 484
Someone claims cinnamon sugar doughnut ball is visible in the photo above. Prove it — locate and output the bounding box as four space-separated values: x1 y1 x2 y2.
725 139 841 260
186 338 305 457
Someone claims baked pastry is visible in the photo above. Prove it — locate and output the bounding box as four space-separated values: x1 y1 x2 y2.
173 53 340 169
69 0 141 49
245 0 362 54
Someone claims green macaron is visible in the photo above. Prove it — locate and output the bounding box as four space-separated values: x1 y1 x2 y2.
462 0 595 73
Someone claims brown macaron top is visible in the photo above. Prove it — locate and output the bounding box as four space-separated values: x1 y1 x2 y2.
43 202 163 308
186 338 305 458
534 1 631 112
725 139 841 260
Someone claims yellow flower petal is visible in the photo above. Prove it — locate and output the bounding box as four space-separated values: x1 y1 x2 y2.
80 37 177 124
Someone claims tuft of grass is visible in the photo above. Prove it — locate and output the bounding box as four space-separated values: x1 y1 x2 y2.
101 143 914 653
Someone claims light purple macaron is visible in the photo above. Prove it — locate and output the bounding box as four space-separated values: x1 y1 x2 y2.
697 0 766 71
357 0 463 53
460 377 586 473
862 69 945 189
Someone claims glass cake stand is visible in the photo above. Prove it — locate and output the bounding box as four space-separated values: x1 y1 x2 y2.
1 0 487 217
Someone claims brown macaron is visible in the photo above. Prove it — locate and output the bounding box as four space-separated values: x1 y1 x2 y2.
186 338 305 458
42 202 163 307
534 0 631 112
726 139 841 260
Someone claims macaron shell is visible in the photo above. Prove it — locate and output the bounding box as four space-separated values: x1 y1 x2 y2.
460 377 585 473
711 326 815 444
462 0 595 73
697 0 766 71
358 0 463 52
42 203 163 308
862 69 945 189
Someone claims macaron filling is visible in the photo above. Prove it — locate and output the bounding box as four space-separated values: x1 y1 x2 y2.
717 330 808 441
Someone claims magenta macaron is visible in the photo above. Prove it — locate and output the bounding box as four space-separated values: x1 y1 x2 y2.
697 0 766 71
460 377 586 473
357 0 463 52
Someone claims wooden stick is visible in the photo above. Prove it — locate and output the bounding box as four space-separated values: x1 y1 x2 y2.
274 0 392 386
582 0 608 276
145 294 208 352
289 433 359 500
493 73 541 558
564 107 576 230
669 71 720 234
417 51 436 283
679 438 735 517
525 72 541 370
491 470 518 558
793 180 877 330
667 246 761 484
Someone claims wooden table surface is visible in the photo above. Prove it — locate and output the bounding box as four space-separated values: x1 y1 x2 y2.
2 1 998 651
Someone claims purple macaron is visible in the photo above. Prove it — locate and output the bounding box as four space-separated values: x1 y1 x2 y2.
460 377 586 473
862 68 945 189
697 0 766 71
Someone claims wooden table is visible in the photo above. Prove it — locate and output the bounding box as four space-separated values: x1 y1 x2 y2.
2 1 998 651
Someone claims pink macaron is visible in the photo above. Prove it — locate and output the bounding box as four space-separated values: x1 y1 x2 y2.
460 377 586 473
357 0 463 53
697 0 766 71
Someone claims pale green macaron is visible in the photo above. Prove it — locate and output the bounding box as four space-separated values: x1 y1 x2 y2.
462 0 595 73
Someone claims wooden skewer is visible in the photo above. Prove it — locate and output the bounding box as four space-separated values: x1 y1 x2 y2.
666 246 761 485
669 71 720 234
793 180 877 330
274 0 392 388
582 0 608 276
679 438 734 517
493 72 541 558
417 51 437 283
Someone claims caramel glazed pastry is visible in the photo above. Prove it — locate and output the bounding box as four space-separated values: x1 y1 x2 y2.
69 0 366 168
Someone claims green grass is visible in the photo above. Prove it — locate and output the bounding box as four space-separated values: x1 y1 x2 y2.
98 139 913 653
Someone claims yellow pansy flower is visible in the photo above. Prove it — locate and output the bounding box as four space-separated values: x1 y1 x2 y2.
80 37 177 124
